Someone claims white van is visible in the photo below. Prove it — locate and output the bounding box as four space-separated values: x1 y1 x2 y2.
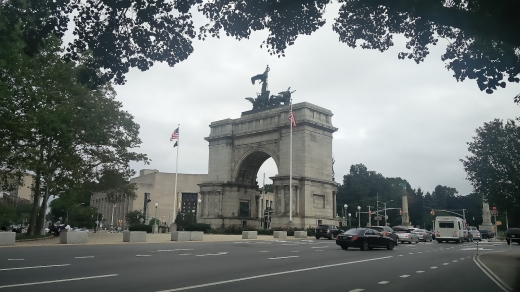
434 216 465 243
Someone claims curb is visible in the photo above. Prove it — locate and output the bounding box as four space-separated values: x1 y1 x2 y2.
15 236 55 242
473 252 512 292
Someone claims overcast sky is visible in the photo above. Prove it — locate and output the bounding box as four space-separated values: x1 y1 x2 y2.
110 4 519 196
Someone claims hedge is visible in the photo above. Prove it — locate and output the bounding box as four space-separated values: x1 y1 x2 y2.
129 224 152 233
184 223 211 233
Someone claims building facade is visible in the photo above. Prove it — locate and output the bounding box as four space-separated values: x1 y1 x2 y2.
90 169 208 229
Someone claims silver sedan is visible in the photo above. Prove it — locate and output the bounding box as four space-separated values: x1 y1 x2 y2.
396 231 420 244
469 230 482 241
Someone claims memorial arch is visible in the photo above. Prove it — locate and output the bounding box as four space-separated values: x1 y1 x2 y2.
198 102 339 229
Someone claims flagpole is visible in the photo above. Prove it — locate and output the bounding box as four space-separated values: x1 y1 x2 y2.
289 100 293 223
173 124 179 226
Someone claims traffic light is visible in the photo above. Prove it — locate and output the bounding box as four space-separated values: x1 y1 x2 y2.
430 210 435 215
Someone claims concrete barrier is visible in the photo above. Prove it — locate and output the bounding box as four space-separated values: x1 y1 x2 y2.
0 232 15 246
60 231 88 244
242 231 258 239
273 231 287 239
171 231 191 242
294 231 307 238
190 231 204 241
123 231 147 242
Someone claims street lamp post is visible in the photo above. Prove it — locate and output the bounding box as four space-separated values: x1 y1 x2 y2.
343 204 348 226
357 206 361 227
197 198 202 223
377 200 394 226
154 203 158 227
348 213 351 226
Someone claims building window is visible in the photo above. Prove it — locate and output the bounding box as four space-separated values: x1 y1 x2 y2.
181 193 198 215
239 201 250 217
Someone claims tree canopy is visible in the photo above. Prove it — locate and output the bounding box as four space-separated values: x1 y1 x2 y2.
3 0 519 97
461 118 520 224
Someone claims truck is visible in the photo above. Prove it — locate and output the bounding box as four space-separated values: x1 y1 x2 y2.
434 216 465 243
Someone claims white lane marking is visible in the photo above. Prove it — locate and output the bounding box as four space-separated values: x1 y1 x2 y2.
259 251 269 253
179 254 192 256
442 263 449 265
418 252 422 253
0 264 70 271
349 289 364 292
281 244 297 246
315 250 324 252
378 281 389 284
7 259 24 261
156 256 393 292
400 275 410 278
408 253 414 254
460 248 493 251
136 255 151 257
474 253 511 292
290 251 300 253
268 256 300 260
311 246 328 249
195 255 207 257
460 258 465 260
452 260 458 262
398 255 404 257
0 274 118 289
416 271 425 273
430 266 438 269
75 256 94 259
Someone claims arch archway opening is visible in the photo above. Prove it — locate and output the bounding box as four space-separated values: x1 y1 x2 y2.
235 151 278 188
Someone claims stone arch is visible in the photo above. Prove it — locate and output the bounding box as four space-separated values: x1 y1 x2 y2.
234 148 280 186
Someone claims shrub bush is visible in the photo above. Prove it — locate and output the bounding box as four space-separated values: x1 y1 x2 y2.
184 223 211 233
129 224 152 233
258 229 273 235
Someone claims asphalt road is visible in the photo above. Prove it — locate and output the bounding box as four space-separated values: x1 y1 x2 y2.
0 238 516 292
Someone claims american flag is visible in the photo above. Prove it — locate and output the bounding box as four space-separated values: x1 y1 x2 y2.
170 127 179 141
288 109 297 128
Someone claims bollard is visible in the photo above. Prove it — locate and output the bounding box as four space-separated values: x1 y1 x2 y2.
476 241 479 255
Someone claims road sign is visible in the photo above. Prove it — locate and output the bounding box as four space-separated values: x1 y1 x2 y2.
490 210 498 216
496 221 502 226
374 216 382 221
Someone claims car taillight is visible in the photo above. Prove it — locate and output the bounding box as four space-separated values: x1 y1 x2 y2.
382 231 387 236
351 236 358 241
327 230 330 233
405 234 409 237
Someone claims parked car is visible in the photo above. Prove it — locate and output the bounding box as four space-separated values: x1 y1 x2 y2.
463 230 474 242
480 230 495 239
394 229 420 244
412 229 433 242
469 230 482 241
315 225 343 240
506 228 520 245
369 226 398 245
336 228 395 251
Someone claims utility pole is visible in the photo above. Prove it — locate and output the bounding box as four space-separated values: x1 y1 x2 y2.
376 193 379 226
368 206 373 227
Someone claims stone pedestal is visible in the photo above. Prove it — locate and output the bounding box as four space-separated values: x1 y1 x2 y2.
242 231 258 239
60 231 88 244
123 231 146 242
190 231 204 241
0 232 15 246
401 195 410 226
294 231 307 238
273 231 287 239
479 200 494 231
152 225 159 234
170 223 177 232
171 231 190 241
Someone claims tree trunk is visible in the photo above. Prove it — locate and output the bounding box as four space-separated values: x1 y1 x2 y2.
26 171 41 236
36 184 49 234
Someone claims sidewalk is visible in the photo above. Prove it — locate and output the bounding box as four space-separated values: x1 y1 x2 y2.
479 250 520 291
10 233 301 247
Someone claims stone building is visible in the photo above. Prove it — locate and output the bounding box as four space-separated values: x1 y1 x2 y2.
90 169 207 229
0 173 34 202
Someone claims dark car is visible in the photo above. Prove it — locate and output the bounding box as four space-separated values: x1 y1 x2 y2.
369 226 398 245
463 230 473 242
336 228 395 251
480 230 495 239
315 225 343 240
506 228 520 245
